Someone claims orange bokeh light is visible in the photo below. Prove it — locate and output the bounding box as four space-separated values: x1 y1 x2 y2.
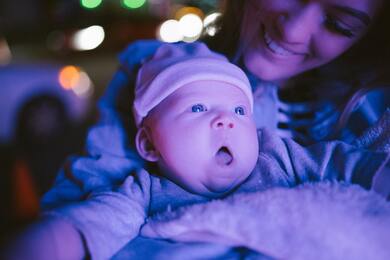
59 65 81 90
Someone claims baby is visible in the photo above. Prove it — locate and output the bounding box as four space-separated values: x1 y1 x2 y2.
132 42 259 197
5 43 389 260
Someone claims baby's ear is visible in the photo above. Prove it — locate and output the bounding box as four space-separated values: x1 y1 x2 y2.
135 127 159 162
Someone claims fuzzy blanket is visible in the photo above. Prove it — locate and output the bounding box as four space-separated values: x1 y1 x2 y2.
141 182 390 260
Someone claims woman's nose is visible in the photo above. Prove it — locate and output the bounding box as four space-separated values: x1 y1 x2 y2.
276 3 322 44
211 113 235 129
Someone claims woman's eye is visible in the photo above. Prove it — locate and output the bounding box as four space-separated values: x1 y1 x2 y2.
234 106 246 115
191 104 207 113
325 15 355 38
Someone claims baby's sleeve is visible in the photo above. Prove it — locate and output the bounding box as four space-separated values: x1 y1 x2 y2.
258 129 390 188
42 169 151 260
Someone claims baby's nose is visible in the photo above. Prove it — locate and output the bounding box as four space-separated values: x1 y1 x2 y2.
211 113 234 129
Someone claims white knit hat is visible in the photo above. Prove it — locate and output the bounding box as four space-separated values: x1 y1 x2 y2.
133 42 253 126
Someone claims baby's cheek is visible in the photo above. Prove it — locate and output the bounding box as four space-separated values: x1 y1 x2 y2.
246 129 260 167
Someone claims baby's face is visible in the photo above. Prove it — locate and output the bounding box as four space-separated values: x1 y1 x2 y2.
146 81 259 197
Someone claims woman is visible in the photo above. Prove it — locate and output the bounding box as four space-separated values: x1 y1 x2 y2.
42 0 390 210
7 1 390 259
207 0 390 144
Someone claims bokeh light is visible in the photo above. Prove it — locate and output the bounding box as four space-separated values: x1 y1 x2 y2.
178 14 203 39
59 66 93 97
122 0 146 9
80 0 103 9
174 6 204 20
203 12 221 36
71 25 105 51
72 72 93 97
59 66 81 90
157 19 183 43
157 6 207 43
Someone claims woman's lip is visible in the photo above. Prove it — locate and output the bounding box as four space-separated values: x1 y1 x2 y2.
264 32 297 56
261 26 308 57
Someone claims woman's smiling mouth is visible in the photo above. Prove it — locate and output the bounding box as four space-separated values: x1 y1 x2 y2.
264 32 297 56
261 27 308 58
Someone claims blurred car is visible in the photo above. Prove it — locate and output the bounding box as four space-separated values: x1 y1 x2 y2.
0 64 93 145
0 64 95 236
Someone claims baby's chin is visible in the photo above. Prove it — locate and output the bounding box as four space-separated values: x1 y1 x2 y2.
200 178 245 198
204 187 236 198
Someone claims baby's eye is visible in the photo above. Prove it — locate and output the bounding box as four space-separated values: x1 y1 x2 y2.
191 104 207 113
234 106 246 115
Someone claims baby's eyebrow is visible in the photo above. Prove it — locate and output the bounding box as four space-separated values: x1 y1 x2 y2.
175 95 202 104
232 96 252 105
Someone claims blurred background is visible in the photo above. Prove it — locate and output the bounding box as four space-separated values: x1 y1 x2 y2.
0 0 222 245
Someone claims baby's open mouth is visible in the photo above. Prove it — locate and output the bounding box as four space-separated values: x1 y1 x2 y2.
215 146 233 166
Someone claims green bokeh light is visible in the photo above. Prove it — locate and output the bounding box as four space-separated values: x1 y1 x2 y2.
80 0 103 9
122 0 146 9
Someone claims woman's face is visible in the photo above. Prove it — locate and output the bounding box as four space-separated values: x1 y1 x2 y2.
242 0 383 81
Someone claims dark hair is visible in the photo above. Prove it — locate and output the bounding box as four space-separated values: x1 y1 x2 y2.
317 1 390 134
203 0 245 60
321 1 390 84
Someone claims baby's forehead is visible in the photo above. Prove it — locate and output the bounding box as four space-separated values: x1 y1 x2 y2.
168 80 252 102
144 80 253 126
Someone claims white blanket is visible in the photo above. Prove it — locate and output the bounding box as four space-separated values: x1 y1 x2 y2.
142 182 390 260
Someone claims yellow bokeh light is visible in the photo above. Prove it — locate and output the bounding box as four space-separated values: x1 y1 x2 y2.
174 6 204 20
59 66 81 90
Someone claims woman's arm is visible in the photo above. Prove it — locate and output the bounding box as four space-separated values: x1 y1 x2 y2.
9 169 151 260
258 128 390 189
4 217 86 260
